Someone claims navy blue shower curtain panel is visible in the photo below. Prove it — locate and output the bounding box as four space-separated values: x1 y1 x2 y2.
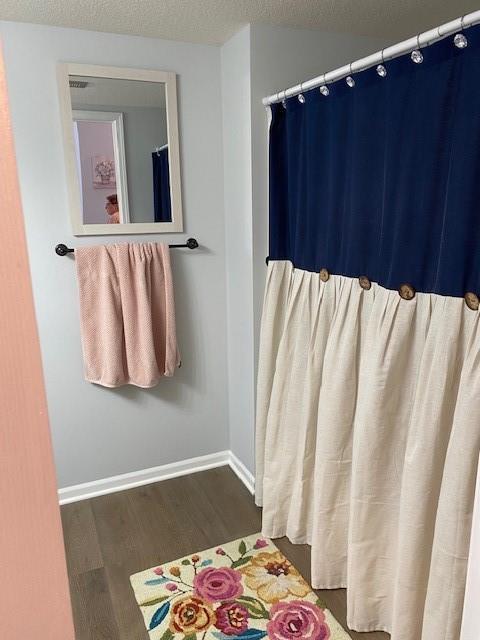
269 24 480 298
152 148 172 223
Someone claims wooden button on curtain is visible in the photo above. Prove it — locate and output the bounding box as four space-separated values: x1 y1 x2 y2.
464 292 479 310
399 283 415 300
319 268 330 282
359 276 371 290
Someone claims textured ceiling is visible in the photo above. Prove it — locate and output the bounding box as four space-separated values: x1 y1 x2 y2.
0 0 478 45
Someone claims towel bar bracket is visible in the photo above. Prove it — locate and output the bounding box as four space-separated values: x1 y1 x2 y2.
55 244 74 256
169 238 199 250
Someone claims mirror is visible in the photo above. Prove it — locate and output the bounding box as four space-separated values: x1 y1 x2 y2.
58 65 183 234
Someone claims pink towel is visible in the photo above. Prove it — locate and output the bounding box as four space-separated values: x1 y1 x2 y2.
75 243 180 388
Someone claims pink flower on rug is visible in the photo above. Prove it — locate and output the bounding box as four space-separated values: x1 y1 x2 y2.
267 601 330 640
215 602 249 635
194 567 243 602
254 538 268 549
166 583 178 591
153 567 164 575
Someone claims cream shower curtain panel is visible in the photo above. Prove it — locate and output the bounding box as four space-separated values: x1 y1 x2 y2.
257 24 480 640
256 263 480 638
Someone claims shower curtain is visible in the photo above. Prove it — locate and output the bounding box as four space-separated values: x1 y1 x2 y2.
152 147 171 222
256 24 480 640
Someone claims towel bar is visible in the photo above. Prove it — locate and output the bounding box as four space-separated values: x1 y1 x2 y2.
55 238 199 256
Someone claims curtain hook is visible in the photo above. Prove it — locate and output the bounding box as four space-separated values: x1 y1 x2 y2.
454 15 468 48
411 34 424 63
346 62 355 87
319 73 329 96
298 82 305 103
376 49 387 77
281 89 287 109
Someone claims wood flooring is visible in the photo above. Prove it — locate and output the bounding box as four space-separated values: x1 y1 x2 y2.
61 466 389 640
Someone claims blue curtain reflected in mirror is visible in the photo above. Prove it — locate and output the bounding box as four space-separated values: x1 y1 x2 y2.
152 146 172 222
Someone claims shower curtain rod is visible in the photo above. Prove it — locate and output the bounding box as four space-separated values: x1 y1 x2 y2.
263 10 480 106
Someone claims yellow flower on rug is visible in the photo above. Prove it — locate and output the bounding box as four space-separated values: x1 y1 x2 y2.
169 595 216 634
240 551 310 603
130 533 351 640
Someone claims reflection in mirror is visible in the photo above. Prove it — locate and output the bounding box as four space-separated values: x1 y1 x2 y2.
69 76 172 225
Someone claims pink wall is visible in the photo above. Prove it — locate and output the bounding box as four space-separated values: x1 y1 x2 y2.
77 119 116 224
0 43 75 639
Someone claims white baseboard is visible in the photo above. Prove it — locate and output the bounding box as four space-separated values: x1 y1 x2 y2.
228 451 255 495
58 449 254 505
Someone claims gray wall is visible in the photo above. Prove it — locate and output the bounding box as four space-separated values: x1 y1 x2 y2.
0 21 229 488
222 24 388 474
123 106 167 222
221 26 255 473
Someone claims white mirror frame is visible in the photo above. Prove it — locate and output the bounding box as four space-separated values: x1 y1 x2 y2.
57 63 183 235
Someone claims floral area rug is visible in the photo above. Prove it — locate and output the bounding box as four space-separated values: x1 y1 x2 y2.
130 533 351 640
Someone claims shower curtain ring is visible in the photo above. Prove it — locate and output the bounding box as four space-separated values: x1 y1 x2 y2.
319 74 330 96
377 50 387 77
282 89 287 108
298 82 305 103
346 62 355 87
454 16 468 48
411 34 424 63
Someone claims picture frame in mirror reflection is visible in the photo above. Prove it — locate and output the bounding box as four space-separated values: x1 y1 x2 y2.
57 63 183 235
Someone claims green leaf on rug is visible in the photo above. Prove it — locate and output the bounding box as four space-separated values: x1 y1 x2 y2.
236 595 270 619
236 595 263 604
183 635 196 640
231 556 252 569
145 577 168 586
149 601 170 630
160 630 174 640
139 595 170 607
315 597 327 610
238 540 247 555
181 559 191 565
